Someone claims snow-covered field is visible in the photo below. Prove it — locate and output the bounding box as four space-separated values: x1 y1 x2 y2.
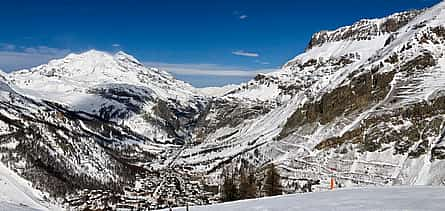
163 187 445 211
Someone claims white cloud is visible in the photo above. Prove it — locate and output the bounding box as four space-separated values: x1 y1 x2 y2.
144 62 277 77
233 11 248 20
239 15 248 20
23 46 69 55
112 43 121 47
232 50 259 57
0 44 70 71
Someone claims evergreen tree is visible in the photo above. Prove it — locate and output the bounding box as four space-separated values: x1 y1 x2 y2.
247 169 257 195
239 167 257 199
263 163 282 196
221 168 239 202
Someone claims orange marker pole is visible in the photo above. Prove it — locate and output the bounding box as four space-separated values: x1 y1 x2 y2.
330 177 335 190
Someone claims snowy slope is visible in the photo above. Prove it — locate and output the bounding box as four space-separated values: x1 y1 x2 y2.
10 50 197 104
197 84 238 97
2 1 445 210
8 50 206 145
222 10 422 102
172 0 445 194
0 69 177 209
0 163 60 211
163 187 445 211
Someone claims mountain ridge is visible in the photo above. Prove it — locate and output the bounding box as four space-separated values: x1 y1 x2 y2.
1 1 445 210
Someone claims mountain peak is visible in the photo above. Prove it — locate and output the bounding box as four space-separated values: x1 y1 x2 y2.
9 48 199 107
57 50 145 71
114 51 143 66
65 49 111 60
19 49 147 77
306 9 423 50
114 50 136 59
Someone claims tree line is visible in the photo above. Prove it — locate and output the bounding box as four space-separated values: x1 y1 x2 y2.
220 163 282 202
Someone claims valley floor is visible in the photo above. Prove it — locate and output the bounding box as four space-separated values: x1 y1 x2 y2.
163 186 445 211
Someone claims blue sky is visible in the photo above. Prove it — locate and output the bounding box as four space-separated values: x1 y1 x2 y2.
0 0 440 87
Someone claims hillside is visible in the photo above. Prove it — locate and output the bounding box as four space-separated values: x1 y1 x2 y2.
1 1 445 210
177 0 445 190
0 162 59 210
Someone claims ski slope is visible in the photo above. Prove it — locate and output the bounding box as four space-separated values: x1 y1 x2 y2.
164 187 445 211
0 163 60 211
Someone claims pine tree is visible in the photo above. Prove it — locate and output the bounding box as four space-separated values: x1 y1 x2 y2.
221 168 239 202
239 168 257 199
263 163 282 196
247 169 257 196
239 167 257 199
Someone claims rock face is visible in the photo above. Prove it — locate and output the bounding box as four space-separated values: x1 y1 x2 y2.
2 1 445 210
306 10 423 50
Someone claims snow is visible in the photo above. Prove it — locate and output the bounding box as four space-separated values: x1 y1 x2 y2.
0 163 60 211
163 187 445 211
176 94 302 173
224 21 390 102
168 0 445 194
295 38 388 65
1 2 445 209
228 82 281 101
6 49 204 149
8 50 198 106
198 85 238 97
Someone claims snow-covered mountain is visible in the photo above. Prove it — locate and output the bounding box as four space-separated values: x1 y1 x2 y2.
9 50 206 146
177 0 445 194
2 1 445 210
0 51 210 209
